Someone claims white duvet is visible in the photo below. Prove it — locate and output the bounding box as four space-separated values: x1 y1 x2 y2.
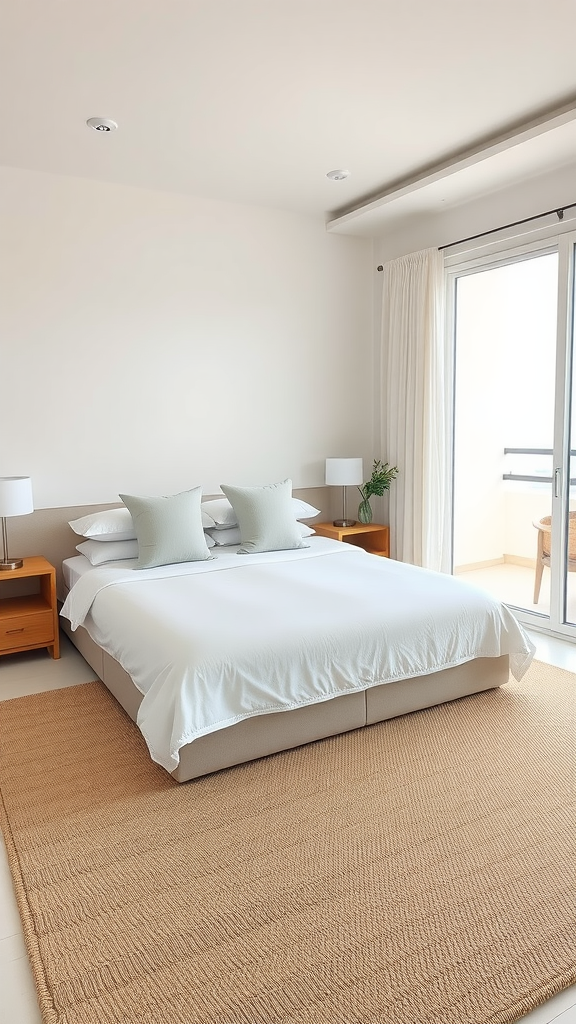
60 538 535 771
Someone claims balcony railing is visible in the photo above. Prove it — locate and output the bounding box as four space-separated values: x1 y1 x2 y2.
503 448 576 485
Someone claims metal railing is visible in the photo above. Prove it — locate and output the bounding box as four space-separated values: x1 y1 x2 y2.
503 448 576 484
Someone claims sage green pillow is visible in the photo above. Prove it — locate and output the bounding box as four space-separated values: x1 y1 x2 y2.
119 487 212 569
220 479 309 554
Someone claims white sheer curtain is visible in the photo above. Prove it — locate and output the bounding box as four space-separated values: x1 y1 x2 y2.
380 247 450 571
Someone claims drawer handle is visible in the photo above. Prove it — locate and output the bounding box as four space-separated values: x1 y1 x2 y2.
6 628 25 634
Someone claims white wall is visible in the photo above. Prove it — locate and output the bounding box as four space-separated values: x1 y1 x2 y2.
0 166 373 508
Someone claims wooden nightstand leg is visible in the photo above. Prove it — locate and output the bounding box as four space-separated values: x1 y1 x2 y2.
44 570 60 658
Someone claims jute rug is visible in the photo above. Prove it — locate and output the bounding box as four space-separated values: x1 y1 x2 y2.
0 661 574 1024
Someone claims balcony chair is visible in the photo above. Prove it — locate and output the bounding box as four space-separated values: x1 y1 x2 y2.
533 512 576 603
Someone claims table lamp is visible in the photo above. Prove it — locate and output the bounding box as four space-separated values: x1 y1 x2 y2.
325 458 363 527
0 476 34 570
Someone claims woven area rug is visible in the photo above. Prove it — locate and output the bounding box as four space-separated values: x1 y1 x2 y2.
0 661 575 1024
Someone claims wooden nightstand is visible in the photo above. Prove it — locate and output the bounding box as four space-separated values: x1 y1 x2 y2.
314 521 390 557
0 556 60 659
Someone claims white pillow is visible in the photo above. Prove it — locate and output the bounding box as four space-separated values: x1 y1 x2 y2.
76 539 139 565
70 504 216 541
206 522 314 547
298 523 315 538
201 498 238 529
205 526 242 546
69 507 136 542
201 495 321 530
291 497 322 520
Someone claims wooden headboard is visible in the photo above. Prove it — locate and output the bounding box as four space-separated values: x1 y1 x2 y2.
6 487 335 597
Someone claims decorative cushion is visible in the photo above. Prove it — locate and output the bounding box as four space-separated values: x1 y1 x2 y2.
220 479 310 554
119 487 212 569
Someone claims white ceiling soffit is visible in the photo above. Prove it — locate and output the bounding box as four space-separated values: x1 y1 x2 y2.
326 101 576 236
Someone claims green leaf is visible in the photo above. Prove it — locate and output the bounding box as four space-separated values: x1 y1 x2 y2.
357 459 399 501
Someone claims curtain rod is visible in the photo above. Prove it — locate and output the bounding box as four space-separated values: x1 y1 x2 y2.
375 200 576 269
437 200 576 252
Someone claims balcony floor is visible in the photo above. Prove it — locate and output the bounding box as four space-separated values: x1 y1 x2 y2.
456 562 576 626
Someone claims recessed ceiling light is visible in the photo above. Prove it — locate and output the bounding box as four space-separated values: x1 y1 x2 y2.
86 117 118 132
326 169 350 181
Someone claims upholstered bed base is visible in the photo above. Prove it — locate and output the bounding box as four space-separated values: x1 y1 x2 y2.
59 616 509 783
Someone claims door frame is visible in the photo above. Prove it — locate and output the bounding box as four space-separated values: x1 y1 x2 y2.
446 220 576 641
548 229 576 637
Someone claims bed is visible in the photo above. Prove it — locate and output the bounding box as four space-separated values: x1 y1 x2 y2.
59 534 535 783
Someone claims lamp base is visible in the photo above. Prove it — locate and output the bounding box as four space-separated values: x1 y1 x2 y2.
333 519 356 528
0 558 24 571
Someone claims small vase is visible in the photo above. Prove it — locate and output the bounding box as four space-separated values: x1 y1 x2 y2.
358 498 373 524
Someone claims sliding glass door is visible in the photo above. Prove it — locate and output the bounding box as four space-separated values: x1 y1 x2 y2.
553 230 576 632
451 229 576 639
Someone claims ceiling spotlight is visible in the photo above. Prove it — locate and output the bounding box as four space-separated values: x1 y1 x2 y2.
326 169 350 181
86 117 118 132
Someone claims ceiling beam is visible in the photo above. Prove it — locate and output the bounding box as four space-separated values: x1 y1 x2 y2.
325 96 576 232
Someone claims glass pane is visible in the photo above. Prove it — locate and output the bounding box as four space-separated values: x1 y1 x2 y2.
564 242 576 625
454 252 558 616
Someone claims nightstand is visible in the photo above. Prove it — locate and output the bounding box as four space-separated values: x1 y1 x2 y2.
0 556 60 659
313 522 390 557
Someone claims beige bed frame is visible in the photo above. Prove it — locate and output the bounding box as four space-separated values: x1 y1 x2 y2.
58 615 509 782
16 495 509 783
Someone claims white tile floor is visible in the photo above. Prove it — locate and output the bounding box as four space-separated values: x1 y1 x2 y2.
0 631 575 1024
456 561 576 625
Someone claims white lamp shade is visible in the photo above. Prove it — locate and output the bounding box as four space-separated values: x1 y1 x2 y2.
325 458 363 486
0 477 34 517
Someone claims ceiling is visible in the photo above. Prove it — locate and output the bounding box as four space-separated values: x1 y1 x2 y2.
2 0 576 236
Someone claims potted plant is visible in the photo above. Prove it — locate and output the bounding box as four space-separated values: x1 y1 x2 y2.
357 459 399 524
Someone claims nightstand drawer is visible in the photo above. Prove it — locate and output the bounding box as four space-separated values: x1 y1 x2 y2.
0 610 54 651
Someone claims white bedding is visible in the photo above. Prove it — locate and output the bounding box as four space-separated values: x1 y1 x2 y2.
60 538 535 772
62 553 118 589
